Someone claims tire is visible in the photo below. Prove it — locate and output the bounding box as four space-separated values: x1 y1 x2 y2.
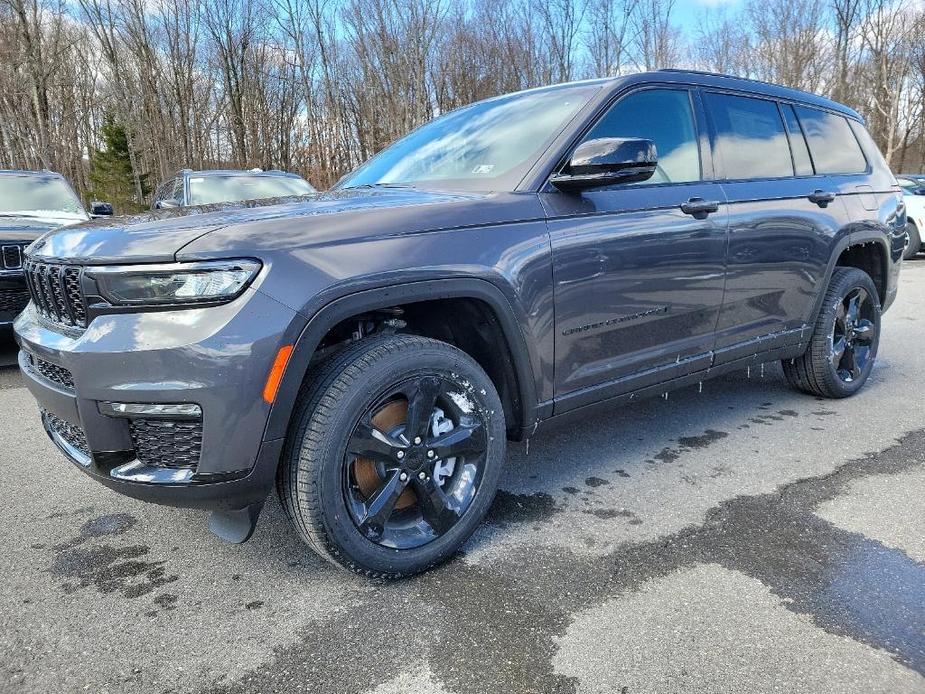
782 267 881 399
903 222 921 260
278 334 506 578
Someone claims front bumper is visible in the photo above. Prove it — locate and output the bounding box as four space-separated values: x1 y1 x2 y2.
14 288 305 510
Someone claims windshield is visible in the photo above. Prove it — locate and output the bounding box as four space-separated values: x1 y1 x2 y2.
336 83 601 192
188 175 316 205
0 175 87 220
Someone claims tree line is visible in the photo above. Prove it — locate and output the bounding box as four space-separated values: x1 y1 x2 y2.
2 0 925 211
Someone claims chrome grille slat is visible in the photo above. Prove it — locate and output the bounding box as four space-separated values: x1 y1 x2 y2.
23 259 86 328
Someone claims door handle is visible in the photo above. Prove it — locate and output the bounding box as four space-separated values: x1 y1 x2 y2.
808 189 837 207
680 198 720 219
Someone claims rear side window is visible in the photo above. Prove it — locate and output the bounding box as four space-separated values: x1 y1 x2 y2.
704 92 793 180
794 106 867 174
781 105 814 176
584 89 701 184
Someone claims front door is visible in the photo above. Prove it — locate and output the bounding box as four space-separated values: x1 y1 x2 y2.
541 87 728 412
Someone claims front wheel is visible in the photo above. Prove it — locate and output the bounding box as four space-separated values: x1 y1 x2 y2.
782 267 881 398
278 335 506 578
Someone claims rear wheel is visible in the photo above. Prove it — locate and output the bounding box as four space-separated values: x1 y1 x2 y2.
782 267 881 398
904 222 921 260
278 335 505 578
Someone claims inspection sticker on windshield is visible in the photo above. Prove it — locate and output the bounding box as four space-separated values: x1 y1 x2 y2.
471 164 495 175
190 177 205 183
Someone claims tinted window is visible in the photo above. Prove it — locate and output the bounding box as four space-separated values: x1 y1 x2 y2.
848 120 888 174
584 89 700 184
705 93 792 179
782 105 814 176
794 106 867 174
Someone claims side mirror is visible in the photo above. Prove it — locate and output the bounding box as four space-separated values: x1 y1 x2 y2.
89 200 114 217
551 137 657 192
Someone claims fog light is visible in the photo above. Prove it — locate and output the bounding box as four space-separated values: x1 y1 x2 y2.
99 402 202 419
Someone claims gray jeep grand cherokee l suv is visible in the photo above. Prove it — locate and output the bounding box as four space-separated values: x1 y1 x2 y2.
15 71 905 577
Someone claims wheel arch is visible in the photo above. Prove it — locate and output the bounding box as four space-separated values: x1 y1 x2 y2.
806 232 889 329
263 278 540 443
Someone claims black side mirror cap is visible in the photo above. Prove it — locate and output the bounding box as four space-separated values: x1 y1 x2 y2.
551 137 657 192
89 201 114 217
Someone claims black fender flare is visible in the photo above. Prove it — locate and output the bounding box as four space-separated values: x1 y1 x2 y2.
262 278 540 442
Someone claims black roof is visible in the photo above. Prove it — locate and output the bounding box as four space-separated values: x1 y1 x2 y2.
632 70 861 121
536 70 861 122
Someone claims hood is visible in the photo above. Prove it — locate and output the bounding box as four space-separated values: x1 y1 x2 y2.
1 214 81 244
29 188 540 264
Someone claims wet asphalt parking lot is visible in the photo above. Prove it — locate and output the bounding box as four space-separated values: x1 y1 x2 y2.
2 263 925 694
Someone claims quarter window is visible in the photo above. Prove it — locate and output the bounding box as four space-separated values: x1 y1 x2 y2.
794 106 867 174
583 89 701 184
705 93 793 180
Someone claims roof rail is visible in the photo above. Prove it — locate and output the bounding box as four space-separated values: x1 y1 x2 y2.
656 68 800 92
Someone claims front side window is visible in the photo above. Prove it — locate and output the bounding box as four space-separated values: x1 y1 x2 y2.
188 175 315 206
336 84 601 192
0 175 87 220
794 106 867 175
705 93 793 180
582 88 701 184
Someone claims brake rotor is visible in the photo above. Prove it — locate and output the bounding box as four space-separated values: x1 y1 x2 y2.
354 399 417 510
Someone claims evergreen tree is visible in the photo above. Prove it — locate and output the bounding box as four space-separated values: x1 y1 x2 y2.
89 115 149 213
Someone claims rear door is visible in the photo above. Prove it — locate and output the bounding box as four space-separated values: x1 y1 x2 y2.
704 91 855 363
543 87 728 410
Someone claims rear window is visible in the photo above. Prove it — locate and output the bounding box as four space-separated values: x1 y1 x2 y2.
794 106 867 174
705 93 793 180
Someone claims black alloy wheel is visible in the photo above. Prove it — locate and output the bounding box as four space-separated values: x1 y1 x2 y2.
831 286 877 383
344 375 490 549
782 266 881 398
278 334 506 578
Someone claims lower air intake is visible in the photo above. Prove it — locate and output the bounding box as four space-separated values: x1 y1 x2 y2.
129 418 203 470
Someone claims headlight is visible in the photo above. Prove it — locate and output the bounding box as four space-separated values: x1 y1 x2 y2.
86 259 261 306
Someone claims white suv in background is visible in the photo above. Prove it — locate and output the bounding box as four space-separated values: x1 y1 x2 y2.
897 176 924 259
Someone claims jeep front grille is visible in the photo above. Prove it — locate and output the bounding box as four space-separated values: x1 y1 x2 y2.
129 418 203 470
23 260 87 328
0 287 30 315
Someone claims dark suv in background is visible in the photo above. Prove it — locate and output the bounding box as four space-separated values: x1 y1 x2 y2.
15 71 904 577
151 168 316 209
0 170 107 327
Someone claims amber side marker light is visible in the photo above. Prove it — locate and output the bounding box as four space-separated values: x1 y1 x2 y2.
263 345 294 404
